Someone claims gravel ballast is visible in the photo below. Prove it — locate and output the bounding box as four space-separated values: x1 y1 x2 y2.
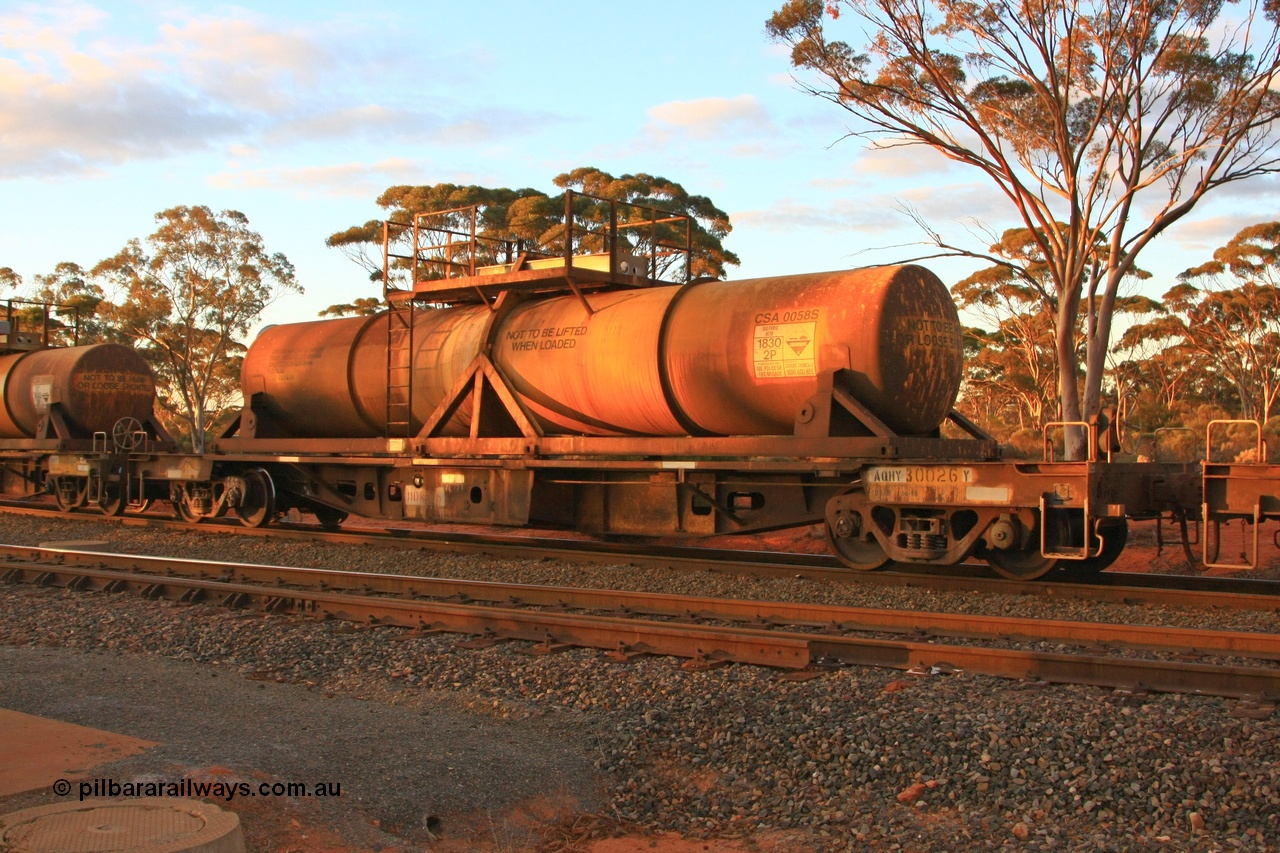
1 512 1278 851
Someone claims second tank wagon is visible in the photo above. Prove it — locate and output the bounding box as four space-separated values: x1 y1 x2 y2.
0 343 155 439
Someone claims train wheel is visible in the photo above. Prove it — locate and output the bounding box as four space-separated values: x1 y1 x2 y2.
51 477 88 512
313 505 348 531
126 499 154 515
986 546 1058 580
986 511 1078 581
825 522 891 571
234 469 276 529
173 496 204 524
97 484 127 517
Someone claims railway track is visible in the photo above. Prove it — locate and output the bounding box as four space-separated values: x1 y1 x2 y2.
4 543 1278 701
2 501 1279 612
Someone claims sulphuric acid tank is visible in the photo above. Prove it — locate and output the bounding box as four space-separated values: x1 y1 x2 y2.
240 265 963 439
0 343 156 438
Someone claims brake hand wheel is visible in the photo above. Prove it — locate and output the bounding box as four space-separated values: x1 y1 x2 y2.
112 417 144 452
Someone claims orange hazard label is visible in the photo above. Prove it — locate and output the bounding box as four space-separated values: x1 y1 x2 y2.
753 321 816 379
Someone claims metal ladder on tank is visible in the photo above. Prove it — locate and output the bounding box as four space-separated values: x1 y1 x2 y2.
385 301 414 439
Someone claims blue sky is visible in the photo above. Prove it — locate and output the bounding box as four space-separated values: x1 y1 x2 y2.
1 0 1277 333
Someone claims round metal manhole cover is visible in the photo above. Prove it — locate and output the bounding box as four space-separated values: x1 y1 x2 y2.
0 798 245 853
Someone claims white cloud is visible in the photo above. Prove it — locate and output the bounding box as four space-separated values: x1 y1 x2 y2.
428 115 548 146
265 105 562 147
0 2 107 60
896 182 1016 227
592 94 784 161
737 182 1013 239
1166 214 1269 253
735 198 907 236
209 158 428 198
1213 174 1280 201
0 7 305 177
649 94 769 135
0 51 246 177
644 94 772 143
158 17 333 112
0 5 567 180
801 144 956 190
267 106 439 144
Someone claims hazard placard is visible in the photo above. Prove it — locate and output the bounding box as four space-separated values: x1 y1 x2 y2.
753 321 816 378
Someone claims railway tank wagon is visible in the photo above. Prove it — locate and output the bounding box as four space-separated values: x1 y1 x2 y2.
0 311 171 513
228 261 988 548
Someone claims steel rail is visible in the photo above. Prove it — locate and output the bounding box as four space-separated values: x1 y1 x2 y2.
2 544 1277 662
3 501 1280 611
3 546 1279 699
4 563 810 669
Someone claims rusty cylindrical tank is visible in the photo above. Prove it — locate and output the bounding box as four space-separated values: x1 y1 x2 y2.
240 266 963 438
241 307 491 438
0 343 156 438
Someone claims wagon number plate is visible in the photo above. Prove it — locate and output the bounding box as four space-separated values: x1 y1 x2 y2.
865 466 1011 505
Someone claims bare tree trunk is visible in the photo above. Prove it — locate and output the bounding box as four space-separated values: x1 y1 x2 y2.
1081 268 1121 433
1238 386 1257 421
1057 291 1085 459
1080 321 1108 432
193 405 205 454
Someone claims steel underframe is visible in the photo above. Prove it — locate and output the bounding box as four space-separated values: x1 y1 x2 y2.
0 433 1203 557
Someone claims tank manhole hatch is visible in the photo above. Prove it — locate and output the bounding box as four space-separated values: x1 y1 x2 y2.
0 797 245 853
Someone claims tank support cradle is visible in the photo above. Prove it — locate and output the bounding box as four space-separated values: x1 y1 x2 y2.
417 353 543 444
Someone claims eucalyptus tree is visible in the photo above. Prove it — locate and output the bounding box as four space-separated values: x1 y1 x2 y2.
2 262 109 345
768 0 1280 455
325 167 738 302
1127 222 1280 422
952 228 1067 432
93 206 300 452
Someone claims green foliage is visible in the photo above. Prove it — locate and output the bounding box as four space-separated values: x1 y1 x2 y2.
951 227 1098 431
554 168 739 279
31 262 106 344
326 167 739 289
1006 428 1044 460
1121 222 1280 423
92 206 301 452
319 297 383 318
964 220 1280 448
1 262 106 346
